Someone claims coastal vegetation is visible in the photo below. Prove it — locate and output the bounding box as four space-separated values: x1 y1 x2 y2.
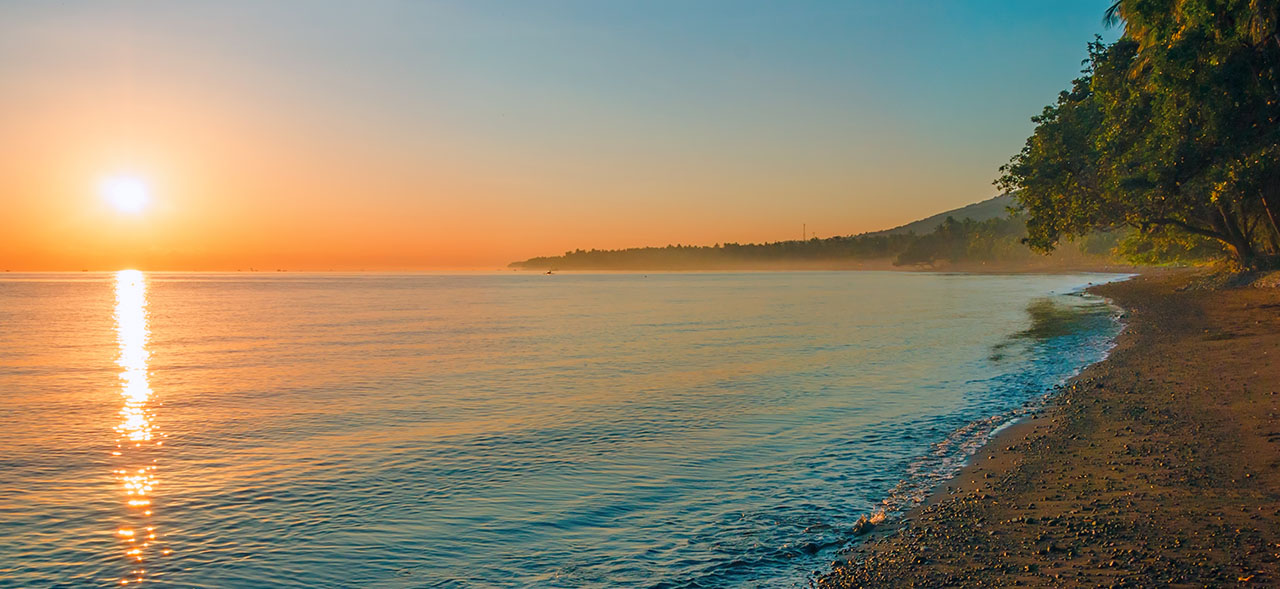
999 0 1280 269
508 232 916 271
507 211 1163 271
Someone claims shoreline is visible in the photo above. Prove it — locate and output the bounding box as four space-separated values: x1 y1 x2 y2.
507 262 1143 274
819 270 1280 587
824 277 1129 555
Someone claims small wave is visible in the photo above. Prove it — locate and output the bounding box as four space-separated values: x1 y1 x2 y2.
844 290 1126 540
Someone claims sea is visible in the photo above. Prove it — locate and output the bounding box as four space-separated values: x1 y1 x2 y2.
0 271 1124 588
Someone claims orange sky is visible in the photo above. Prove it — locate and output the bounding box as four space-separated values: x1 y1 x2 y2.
0 2 1115 271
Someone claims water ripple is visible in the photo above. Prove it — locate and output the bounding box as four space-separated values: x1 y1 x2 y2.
0 272 1124 587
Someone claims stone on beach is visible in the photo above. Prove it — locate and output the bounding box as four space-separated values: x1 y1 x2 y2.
817 272 1280 588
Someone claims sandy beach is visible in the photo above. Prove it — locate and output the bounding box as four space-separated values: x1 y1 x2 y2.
819 271 1280 587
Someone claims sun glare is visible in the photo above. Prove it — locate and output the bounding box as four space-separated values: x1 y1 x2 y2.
101 176 151 214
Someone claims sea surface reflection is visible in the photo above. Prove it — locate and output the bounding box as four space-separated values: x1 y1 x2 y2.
0 271 1124 587
111 270 166 584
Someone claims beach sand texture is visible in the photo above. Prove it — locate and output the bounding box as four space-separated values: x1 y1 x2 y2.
820 272 1280 587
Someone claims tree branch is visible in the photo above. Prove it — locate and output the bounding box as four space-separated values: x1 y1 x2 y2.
1144 217 1227 241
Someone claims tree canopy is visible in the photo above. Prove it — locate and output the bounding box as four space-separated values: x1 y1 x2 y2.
1000 0 1280 268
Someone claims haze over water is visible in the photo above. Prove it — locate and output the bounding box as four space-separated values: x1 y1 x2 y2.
0 271 1120 587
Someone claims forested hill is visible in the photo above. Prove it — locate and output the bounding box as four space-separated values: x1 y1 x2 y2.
873 194 1016 236
507 195 1145 271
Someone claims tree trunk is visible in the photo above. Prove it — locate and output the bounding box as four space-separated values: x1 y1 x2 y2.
1262 183 1280 254
1216 202 1258 268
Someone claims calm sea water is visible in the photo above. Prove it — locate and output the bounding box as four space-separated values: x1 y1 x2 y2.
0 271 1122 588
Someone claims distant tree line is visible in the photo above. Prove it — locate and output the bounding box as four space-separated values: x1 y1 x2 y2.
509 233 918 270
893 217 1029 266
999 0 1280 269
508 212 1186 270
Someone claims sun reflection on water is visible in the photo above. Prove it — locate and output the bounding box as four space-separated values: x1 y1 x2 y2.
112 270 165 584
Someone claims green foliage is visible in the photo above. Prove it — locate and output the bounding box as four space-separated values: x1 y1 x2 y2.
510 212 1129 270
892 216 1027 266
509 232 917 270
1074 229 1126 256
1001 1 1280 268
1113 225 1229 265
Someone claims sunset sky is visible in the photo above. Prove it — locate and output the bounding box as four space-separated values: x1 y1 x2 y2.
1 0 1117 271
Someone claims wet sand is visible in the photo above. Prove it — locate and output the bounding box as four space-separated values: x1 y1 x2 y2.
819 271 1280 587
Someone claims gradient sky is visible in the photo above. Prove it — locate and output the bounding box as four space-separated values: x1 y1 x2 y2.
1 0 1118 270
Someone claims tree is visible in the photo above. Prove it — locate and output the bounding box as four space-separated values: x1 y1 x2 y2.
1000 2 1280 268
1106 1 1279 58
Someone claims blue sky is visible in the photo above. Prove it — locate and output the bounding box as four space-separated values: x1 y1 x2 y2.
1 1 1121 268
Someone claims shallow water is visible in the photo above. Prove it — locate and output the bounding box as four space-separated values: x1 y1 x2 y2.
0 271 1122 587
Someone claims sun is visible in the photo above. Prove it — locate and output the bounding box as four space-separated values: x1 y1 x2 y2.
101 176 151 214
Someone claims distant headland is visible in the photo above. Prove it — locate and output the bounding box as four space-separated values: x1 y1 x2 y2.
508 193 1215 272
